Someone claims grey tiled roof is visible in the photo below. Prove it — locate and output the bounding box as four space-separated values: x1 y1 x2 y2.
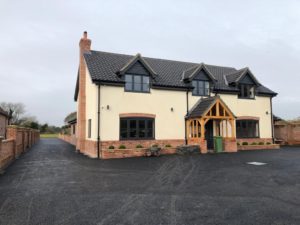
64 112 77 124
187 97 217 118
225 68 246 84
82 50 277 96
187 96 236 119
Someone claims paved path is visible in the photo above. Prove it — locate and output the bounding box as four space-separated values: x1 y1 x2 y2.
0 139 300 225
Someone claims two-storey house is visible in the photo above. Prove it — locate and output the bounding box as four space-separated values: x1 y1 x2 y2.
74 32 277 158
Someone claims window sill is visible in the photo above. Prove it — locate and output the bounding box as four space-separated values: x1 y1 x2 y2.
238 97 256 100
192 94 210 97
124 90 151 94
119 138 155 141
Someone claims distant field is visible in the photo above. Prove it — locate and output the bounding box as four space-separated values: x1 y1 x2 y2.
40 133 59 138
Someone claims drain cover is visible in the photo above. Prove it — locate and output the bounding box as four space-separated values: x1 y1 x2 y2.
247 162 267 166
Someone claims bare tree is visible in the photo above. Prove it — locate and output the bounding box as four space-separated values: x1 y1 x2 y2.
0 102 25 125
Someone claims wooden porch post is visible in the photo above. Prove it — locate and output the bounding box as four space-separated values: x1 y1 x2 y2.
186 120 190 139
226 120 228 138
230 119 236 137
200 118 205 138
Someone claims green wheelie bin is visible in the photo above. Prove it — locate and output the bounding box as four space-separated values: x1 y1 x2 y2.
214 136 223 153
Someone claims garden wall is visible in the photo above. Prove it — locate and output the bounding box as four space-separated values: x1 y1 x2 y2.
0 126 40 172
58 134 77 146
274 122 300 145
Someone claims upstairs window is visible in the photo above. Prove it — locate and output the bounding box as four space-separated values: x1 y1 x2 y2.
238 84 255 99
120 117 154 140
236 120 259 138
192 80 210 96
125 74 150 93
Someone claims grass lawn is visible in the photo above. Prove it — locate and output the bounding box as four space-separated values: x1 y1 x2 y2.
40 133 59 138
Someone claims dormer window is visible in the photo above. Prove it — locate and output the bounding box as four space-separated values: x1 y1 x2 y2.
192 80 210 96
125 74 150 93
238 84 255 99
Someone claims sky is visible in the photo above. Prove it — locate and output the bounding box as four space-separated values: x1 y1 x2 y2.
0 0 300 126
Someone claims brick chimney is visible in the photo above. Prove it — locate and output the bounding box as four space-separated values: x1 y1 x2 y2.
76 31 91 153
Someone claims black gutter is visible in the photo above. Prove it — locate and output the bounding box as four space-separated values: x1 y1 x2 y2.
185 90 189 145
97 84 101 159
270 97 275 144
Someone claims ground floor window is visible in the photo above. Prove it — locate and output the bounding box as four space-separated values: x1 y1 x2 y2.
88 119 91 138
120 117 154 140
236 120 259 138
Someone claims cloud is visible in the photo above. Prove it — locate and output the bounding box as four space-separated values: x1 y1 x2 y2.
0 0 299 125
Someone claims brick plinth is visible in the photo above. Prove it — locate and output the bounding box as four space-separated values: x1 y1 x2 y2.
199 138 207 154
101 139 184 150
238 144 280 151
237 138 273 145
223 138 237 153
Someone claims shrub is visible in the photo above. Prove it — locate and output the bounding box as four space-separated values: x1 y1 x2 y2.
119 145 126 149
266 142 271 145
258 142 264 145
152 144 159 148
165 144 172 148
136 144 143 148
242 142 248 145
251 142 257 145
108 145 115 149
237 142 241 146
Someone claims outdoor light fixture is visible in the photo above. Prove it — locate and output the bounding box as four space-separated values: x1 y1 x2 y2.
107 105 110 110
266 111 269 115
171 107 174 112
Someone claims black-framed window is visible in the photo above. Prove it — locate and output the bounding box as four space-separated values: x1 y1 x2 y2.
120 117 154 140
236 120 259 138
73 125 76 135
192 80 210 96
125 74 150 92
238 84 255 99
88 119 91 138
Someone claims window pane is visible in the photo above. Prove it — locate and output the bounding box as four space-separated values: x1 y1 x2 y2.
120 120 128 139
133 76 142 91
198 81 204 89
143 76 149 84
192 81 197 95
129 120 137 138
120 130 127 139
142 83 149 92
142 76 150 92
120 120 127 129
125 75 132 82
125 75 133 91
88 119 91 138
134 82 142 91
125 82 132 91
147 120 153 138
205 82 210 95
138 120 146 138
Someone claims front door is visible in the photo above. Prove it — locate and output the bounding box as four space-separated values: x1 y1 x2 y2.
205 120 214 149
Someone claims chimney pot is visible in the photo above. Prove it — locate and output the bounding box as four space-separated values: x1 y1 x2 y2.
83 31 88 39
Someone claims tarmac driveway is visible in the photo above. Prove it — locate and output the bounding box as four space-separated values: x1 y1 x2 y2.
0 139 300 225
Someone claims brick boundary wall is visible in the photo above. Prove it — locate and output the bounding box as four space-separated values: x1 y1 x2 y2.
0 126 40 172
274 123 300 145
